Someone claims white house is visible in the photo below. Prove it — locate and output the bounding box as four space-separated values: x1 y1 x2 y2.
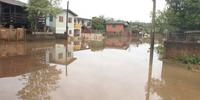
79 18 91 27
46 9 78 37
48 43 76 65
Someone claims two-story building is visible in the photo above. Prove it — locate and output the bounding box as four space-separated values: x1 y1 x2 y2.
0 0 28 28
73 17 91 37
46 9 78 37
106 21 130 36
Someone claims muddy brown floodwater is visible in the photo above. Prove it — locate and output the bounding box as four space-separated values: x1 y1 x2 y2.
0 37 200 100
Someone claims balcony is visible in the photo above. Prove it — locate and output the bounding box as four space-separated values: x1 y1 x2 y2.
74 23 81 29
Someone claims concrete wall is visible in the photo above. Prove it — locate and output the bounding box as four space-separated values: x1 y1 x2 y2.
68 13 75 37
164 41 200 58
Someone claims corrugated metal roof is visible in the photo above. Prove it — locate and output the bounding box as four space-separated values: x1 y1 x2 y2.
0 0 26 7
106 21 129 26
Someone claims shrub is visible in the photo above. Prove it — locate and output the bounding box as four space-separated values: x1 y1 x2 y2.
156 45 164 58
177 56 200 65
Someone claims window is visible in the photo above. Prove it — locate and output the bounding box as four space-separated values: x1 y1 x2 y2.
69 30 72 34
82 20 84 25
58 53 63 59
68 17 72 23
112 24 116 28
49 15 53 22
78 19 80 24
59 16 63 22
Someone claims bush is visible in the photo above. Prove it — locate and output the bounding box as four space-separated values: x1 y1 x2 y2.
177 56 200 65
156 45 164 58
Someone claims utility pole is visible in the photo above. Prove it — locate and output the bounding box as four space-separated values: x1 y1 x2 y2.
146 0 156 100
150 0 156 51
66 1 69 76
66 1 69 36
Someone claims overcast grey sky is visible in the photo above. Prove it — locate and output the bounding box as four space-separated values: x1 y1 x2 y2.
20 0 166 22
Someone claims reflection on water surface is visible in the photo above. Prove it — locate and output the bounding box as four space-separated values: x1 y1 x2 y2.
0 37 200 100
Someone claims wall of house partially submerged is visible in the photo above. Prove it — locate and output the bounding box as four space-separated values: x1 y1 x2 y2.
164 41 200 58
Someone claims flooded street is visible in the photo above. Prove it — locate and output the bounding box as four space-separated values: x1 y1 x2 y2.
0 37 200 100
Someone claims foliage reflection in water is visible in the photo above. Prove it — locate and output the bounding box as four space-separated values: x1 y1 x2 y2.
0 37 200 100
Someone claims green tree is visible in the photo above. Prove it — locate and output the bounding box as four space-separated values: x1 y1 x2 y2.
27 0 62 33
91 16 106 31
155 10 168 33
156 0 200 33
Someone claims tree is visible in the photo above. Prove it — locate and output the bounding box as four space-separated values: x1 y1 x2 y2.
91 16 106 31
156 0 200 33
27 0 62 33
155 10 168 33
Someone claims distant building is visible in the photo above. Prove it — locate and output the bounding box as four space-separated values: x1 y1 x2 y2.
80 18 92 33
0 0 87 38
46 9 78 37
106 22 128 33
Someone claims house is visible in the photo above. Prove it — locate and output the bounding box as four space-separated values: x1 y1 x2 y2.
46 9 78 37
49 43 76 65
73 17 82 37
106 22 130 36
79 18 91 28
73 17 91 37
0 0 28 28
79 18 92 33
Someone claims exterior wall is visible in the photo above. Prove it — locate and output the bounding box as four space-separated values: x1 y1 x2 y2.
73 17 82 37
46 15 56 33
106 24 124 33
68 13 75 37
55 12 67 34
82 19 90 27
46 11 75 36
164 41 200 58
